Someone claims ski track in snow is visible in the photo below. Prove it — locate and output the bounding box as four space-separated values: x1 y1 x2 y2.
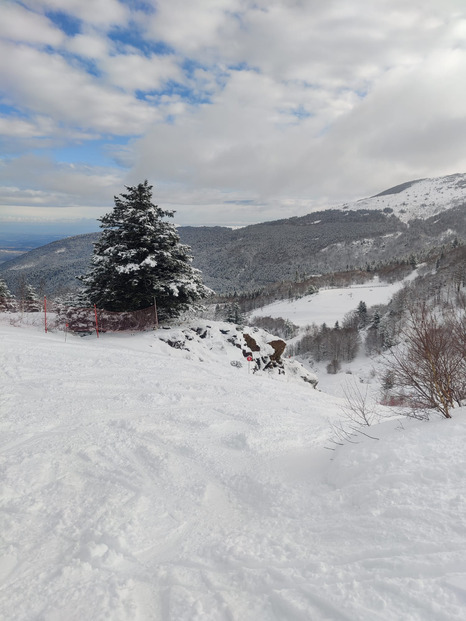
2 323 466 620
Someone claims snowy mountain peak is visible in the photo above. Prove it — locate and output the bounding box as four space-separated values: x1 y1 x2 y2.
341 172 466 223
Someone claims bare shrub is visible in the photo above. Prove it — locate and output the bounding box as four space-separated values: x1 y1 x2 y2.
341 378 378 427
326 379 379 449
326 359 341 374
384 303 466 418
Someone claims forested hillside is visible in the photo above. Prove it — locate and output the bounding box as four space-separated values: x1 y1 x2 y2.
1 173 465 296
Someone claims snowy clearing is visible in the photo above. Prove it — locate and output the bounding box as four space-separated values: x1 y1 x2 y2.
251 276 412 327
2 321 466 620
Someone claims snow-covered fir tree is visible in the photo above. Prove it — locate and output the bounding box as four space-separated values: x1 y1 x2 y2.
79 181 211 318
0 277 11 298
21 283 41 312
0 277 16 311
226 302 244 325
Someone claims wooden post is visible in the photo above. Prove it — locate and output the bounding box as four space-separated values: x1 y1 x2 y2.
94 304 100 338
154 297 159 329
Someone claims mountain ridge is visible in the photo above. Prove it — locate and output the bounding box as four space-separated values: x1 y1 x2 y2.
1 172 465 295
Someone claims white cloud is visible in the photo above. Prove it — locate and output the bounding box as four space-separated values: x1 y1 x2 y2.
0 154 123 200
22 0 129 28
100 53 183 92
1 0 466 227
0 1 64 46
0 154 125 223
0 115 56 138
144 0 238 55
65 32 109 59
0 40 159 134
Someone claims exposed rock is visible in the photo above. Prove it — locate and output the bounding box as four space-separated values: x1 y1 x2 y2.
243 333 261 352
268 339 286 362
157 321 318 388
164 339 189 350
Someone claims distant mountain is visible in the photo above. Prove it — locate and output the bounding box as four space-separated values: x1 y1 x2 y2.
351 172 466 222
1 173 465 296
0 233 99 297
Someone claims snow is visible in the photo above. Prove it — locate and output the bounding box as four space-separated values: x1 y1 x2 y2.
339 172 466 223
2 319 466 620
7 262 36 270
252 276 410 327
116 262 140 273
141 256 158 268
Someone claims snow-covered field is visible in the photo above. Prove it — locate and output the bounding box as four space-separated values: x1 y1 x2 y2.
251 275 413 328
2 320 466 620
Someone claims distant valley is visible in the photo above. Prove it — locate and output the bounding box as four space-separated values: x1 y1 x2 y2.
0 232 69 265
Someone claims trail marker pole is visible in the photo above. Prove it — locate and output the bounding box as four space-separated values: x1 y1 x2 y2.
44 296 47 333
94 304 100 338
247 355 253 373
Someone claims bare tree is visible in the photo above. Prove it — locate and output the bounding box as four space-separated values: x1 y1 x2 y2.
385 303 466 419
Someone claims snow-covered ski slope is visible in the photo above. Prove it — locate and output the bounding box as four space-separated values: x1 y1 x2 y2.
2 322 466 620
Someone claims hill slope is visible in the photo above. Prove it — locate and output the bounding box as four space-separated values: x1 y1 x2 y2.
1 173 465 295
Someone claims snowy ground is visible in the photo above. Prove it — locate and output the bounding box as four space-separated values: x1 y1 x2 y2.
337 172 466 223
251 275 415 328
2 320 466 620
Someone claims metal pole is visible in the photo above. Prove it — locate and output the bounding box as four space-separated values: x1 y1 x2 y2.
44 296 47 333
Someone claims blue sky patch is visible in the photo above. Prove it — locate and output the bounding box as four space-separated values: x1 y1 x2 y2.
45 10 81 36
0 102 27 117
39 137 131 168
109 26 174 57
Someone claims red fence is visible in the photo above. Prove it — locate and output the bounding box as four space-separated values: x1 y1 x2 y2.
1 297 159 334
58 304 158 333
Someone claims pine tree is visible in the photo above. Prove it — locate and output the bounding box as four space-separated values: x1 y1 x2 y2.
0 278 16 311
226 302 244 325
79 181 211 319
0 277 11 298
357 300 368 328
22 283 41 312
371 311 380 329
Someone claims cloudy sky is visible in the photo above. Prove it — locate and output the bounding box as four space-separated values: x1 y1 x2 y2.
1 0 466 233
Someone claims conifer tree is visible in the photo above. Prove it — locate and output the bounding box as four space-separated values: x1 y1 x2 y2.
0 278 16 311
79 181 211 319
0 277 11 298
357 300 368 327
22 283 41 312
226 302 244 324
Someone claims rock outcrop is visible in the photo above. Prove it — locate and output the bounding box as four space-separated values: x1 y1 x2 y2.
159 321 318 388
